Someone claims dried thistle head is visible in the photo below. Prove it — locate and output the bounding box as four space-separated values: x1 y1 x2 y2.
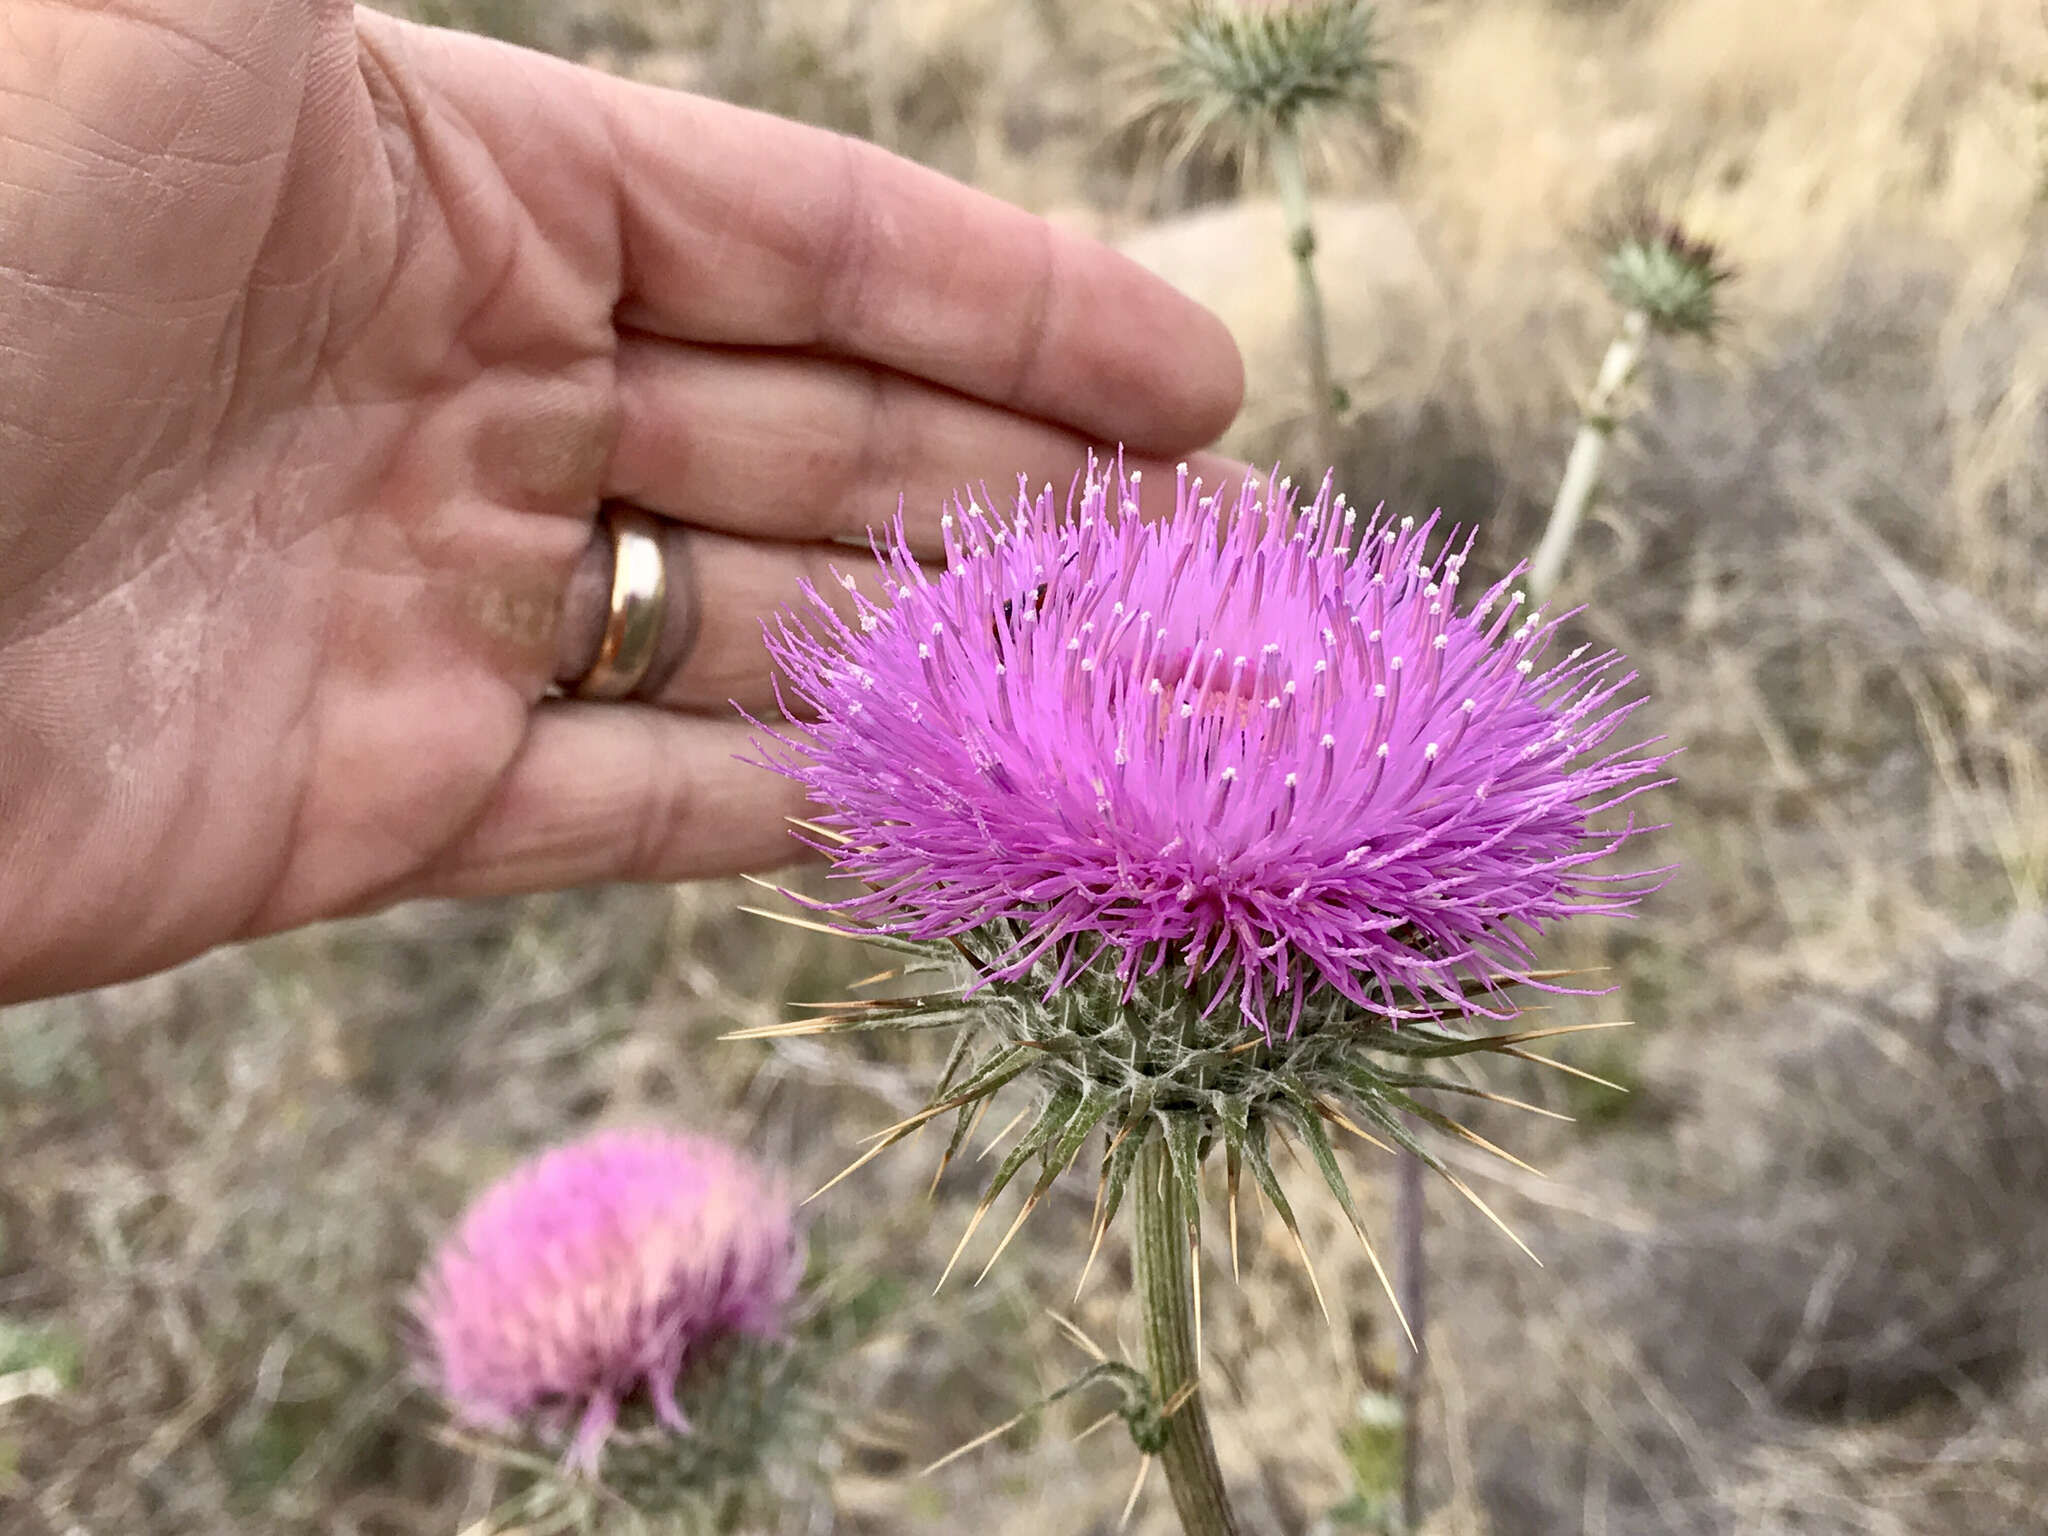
743 461 1668 1326
1601 211 1734 340
1132 0 1388 163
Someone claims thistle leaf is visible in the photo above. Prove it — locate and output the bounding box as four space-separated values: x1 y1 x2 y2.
1499 1045 1628 1093
1373 1019 1631 1061
1385 1093 1546 1178
987 1089 1081 1209
1312 1095 1396 1156
1278 1082 1411 1347
1239 1117 1330 1321
1043 1085 1122 1183
977 1088 1110 1281
720 1004 972 1041
1157 1110 1206 1241
1215 1097 1251 1282
937 1045 1041 1114
976 1104 1035 1162
929 1024 988 1102
736 901 927 955
1077 1118 1149 1299
941 1088 1080 1290
1371 1069 1575 1122
1343 1092 1540 1262
930 1099 987 1196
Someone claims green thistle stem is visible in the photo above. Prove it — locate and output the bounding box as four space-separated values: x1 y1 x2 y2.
1528 306 1650 603
1134 1136 1241 1536
1268 125 1339 470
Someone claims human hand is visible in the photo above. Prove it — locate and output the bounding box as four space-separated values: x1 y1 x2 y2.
0 1 1243 1002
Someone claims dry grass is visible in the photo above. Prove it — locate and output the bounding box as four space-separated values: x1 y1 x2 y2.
7 1 2048 1532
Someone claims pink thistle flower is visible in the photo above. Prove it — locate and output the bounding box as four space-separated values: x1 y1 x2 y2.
414 1129 800 1473
757 461 1668 1036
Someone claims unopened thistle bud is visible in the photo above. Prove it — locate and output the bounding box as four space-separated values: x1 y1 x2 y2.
1136 0 1387 160
413 1130 808 1527
745 461 1670 1318
1602 212 1733 340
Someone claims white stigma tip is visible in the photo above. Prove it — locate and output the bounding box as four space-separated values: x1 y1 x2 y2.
1377 743 1390 758
1517 659 1534 675
1321 734 1337 749
1285 773 1299 788
1425 742 1439 759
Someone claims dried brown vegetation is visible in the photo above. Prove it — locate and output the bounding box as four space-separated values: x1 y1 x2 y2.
6 1 2047 1532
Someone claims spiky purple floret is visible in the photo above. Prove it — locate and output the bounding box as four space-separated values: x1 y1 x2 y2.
414 1129 800 1472
756 461 1669 1033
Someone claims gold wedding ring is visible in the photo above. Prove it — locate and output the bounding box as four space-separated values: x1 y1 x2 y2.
573 508 668 700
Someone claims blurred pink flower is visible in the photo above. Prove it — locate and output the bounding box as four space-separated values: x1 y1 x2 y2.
414 1129 800 1471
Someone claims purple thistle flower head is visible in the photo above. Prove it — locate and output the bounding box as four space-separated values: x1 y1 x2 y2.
414 1128 800 1473
758 460 1668 1037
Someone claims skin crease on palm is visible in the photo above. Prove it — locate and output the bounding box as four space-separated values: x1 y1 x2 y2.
0 0 1246 1004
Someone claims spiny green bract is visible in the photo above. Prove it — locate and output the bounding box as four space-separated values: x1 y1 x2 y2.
453 1327 832 1536
735 916 1615 1326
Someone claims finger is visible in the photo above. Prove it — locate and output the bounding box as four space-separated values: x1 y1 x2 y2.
595 83 1244 451
553 521 909 714
377 14 1240 445
610 339 1248 552
406 708 817 901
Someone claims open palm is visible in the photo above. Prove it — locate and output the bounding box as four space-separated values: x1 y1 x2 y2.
0 2 1243 1001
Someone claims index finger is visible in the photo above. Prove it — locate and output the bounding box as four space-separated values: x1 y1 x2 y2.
600 86 1245 454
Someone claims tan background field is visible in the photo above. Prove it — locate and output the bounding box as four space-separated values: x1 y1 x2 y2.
7 2 2048 1532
